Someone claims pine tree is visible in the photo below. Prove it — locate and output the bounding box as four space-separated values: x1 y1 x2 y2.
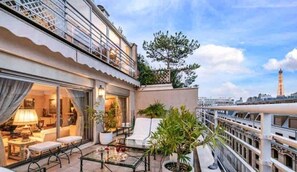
143 31 200 87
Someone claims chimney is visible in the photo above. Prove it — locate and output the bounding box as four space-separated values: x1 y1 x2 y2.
97 5 110 17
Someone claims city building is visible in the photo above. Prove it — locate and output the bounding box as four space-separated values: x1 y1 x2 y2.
241 94 297 105
200 106 297 172
198 97 235 107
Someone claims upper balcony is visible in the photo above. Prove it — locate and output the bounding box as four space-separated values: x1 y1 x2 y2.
0 0 137 80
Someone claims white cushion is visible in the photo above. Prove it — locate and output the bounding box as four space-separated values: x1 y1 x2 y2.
126 118 162 146
29 141 61 152
57 136 82 144
126 118 151 145
131 118 151 137
150 118 162 133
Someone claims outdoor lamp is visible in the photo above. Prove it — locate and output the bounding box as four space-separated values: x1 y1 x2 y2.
13 109 38 142
98 85 105 98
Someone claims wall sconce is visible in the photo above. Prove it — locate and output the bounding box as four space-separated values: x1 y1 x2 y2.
98 85 105 98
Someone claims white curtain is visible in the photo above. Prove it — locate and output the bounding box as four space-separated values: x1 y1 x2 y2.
66 89 85 137
0 78 33 166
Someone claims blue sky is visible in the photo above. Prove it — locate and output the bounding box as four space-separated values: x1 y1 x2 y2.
95 0 297 100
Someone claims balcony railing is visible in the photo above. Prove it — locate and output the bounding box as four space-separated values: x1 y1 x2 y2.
198 103 297 172
0 0 136 77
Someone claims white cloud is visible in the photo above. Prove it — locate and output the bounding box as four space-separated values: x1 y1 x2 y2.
196 44 244 64
190 44 253 99
264 48 297 71
212 82 250 99
193 44 250 74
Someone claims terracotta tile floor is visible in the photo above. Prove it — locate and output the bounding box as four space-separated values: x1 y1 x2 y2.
13 144 163 172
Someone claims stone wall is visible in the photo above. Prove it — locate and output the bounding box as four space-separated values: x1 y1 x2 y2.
136 86 198 115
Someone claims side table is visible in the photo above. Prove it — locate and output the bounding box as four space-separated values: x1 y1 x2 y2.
8 138 36 160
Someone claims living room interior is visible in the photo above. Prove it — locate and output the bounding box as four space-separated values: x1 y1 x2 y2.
0 83 129 166
0 83 85 165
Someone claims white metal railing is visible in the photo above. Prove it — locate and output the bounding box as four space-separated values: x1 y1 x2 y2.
0 0 136 77
199 103 297 172
201 110 256 172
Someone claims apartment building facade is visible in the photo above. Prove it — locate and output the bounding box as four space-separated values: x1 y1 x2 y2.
0 0 139 167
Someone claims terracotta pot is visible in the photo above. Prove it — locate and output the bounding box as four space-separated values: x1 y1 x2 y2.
99 132 113 145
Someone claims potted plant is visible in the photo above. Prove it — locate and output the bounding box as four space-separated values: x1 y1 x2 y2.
86 101 119 145
138 101 167 118
148 106 223 172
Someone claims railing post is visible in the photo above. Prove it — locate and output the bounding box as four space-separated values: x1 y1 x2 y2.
259 112 272 172
214 110 218 128
203 110 206 125
208 110 218 170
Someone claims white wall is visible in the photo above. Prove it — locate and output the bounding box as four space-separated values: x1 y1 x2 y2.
136 87 198 114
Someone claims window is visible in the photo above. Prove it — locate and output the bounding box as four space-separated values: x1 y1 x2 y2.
255 163 259 170
240 145 242 154
274 116 287 126
105 94 128 128
274 166 279 172
285 154 293 169
0 79 92 166
248 138 252 145
255 140 259 149
289 118 297 129
248 150 252 164
272 149 278 159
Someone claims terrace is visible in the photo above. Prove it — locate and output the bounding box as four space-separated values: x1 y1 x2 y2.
1 1 297 172
2 102 296 172
8 135 218 172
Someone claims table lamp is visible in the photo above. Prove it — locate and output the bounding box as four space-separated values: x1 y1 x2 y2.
13 109 38 142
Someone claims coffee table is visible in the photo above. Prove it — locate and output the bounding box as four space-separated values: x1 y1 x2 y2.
109 138 151 171
80 145 147 172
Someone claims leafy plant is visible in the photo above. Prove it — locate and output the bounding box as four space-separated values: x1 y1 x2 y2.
148 106 224 171
137 54 156 85
86 101 119 133
106 101 121 129
138 101 167 118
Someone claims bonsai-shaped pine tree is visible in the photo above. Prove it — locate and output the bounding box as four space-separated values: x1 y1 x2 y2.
143 31 200 88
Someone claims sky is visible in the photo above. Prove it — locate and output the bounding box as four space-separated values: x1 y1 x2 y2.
94 0 297 101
